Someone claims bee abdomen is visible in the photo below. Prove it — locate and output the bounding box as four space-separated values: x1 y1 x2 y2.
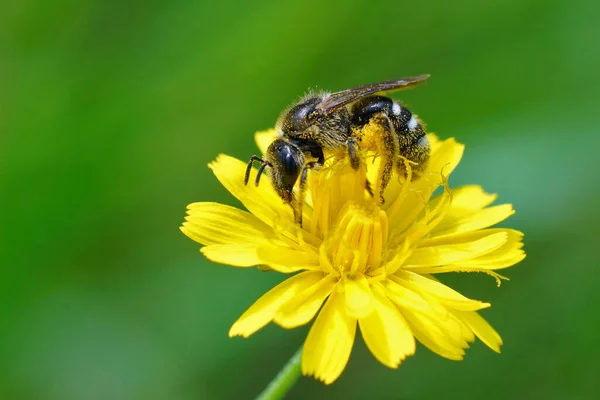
352 96 426 139
351 95 394 126
390 104 429 176
391 103 425 139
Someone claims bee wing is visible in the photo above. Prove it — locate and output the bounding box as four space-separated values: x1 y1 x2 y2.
316 74 430 115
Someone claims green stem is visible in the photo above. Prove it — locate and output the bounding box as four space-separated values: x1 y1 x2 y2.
255 346 303 400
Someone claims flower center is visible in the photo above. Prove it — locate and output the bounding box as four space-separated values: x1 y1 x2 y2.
320 202 389 276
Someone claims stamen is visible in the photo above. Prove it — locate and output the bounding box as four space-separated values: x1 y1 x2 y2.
320 188 331 237
357 223 371 272
349 249 361 274
385 239 412 275
452 268 509 287
319 241 338 276
369 214 383 268
321 203 389 275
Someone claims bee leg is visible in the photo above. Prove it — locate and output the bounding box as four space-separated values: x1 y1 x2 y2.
365 179 374 197
347 138 373 197
371 114 399 205
296 159 322 226
347 137 361 170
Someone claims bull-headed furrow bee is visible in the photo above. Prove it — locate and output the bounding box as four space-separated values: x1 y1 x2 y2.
245 75 431 223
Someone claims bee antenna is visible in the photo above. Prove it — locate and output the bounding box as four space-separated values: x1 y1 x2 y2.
255 161 272 187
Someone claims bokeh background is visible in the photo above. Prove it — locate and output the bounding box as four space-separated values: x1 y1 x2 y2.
2 0 599 399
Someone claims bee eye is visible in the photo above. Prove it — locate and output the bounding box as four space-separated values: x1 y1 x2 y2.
267 139 304 190
279 146 300 179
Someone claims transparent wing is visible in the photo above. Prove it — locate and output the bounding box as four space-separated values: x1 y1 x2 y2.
316 74 430 115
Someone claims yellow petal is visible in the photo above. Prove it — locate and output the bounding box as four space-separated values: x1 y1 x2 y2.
181 202 289 267
302 289 357 385
409 252 524 275
407 265 512 287
275 275 336 328
209 154 294 229
229 271 324 338
454 310 503 353
401 309 469 360
383 280 472 360
462 252 526 270
358 284 415 368
256 246 320 273
383 277 445 315
394 271 490 311
407 232 508 267
410 229 525 274
427 186 511 238
181 202 278 246
201 244 264 267
432 204 515 237
448 185 498 210
460 229 525 268
254 129 278 155
344 274 375 318
421 228 520 247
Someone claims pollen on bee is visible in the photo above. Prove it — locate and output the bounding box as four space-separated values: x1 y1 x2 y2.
356 120 385 152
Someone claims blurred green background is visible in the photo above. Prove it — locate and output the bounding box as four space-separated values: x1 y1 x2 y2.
2 0 599 399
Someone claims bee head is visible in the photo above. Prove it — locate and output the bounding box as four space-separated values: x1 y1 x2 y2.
277 96 322 138
265 138 305 203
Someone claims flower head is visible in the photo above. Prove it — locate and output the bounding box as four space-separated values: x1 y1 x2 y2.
181 127 525 384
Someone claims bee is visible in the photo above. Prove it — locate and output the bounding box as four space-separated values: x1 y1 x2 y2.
245 75 431 223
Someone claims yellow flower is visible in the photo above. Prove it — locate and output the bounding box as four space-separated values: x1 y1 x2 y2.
180 127 525 384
